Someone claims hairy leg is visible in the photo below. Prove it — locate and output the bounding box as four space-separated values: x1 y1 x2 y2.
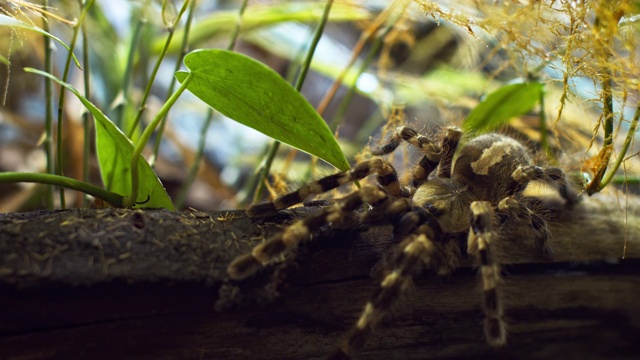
498 196 553 258
467 201 506 347
328 214 449 358
248 159 403 218
511 165 579 207
228 185 391 281
436 126 462 178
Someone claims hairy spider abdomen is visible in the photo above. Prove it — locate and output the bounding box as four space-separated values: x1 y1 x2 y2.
452 134 532 202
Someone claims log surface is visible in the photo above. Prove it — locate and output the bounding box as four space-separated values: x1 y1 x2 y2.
1 195 640 359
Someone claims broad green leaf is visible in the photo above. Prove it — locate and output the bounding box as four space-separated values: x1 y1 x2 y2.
0 14 80 68
175 49 350 171
24 68 175 210
463 82 544 133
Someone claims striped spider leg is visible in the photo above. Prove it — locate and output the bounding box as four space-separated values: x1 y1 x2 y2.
327 200 502 358
228 158 406 281
226 125 578 358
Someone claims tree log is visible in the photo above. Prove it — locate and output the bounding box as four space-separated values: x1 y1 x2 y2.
1 194 639 359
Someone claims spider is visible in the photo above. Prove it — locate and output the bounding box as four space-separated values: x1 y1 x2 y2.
226 126 578 358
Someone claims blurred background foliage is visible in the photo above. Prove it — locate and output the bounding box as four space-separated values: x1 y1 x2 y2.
0 0 639 212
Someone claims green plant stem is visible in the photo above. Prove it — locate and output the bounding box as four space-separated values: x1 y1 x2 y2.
539 85 551 159
251 140 281 202
584 68 613 194
612 175 640 185
55 0 96 209
127 0 191 138
292 4 332 93
152 0 199 164
174 109 213 209
42 0 54 209
227 0 249 52
79 0 92 207
174 0 249 208
252 0 334 203
115 15 145 129
328 21 393 131
586 7 615 194
124 72 194 208
601 76 614 160
238 143 270 206
598 103 640 191
107 5 148 190
0 172 124 207
114 0 149 129
597 7 615 152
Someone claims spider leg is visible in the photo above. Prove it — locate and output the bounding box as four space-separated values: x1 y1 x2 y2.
511 165 579 207
545 167 580 206
228 185 390 281
248 159 404 218
467 201 506 347
498 195 553 258
328 211 450 359
372 126 451 188
436 126 462 178
372 126 440 156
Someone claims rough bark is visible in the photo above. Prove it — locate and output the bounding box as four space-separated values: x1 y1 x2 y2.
1 194 639 359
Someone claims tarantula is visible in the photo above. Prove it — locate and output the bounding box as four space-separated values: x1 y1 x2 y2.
227 126 578 358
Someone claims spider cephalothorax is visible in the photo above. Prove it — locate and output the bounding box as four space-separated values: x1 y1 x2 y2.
227 126 578 358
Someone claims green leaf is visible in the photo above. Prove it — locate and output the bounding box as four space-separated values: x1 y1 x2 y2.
176 49 350 171
463 82 544 133
0 54 9 66
0 14 81 68
24 68 175 210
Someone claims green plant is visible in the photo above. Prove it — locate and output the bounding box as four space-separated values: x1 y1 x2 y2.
0 1 638 212
0 1 360 210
